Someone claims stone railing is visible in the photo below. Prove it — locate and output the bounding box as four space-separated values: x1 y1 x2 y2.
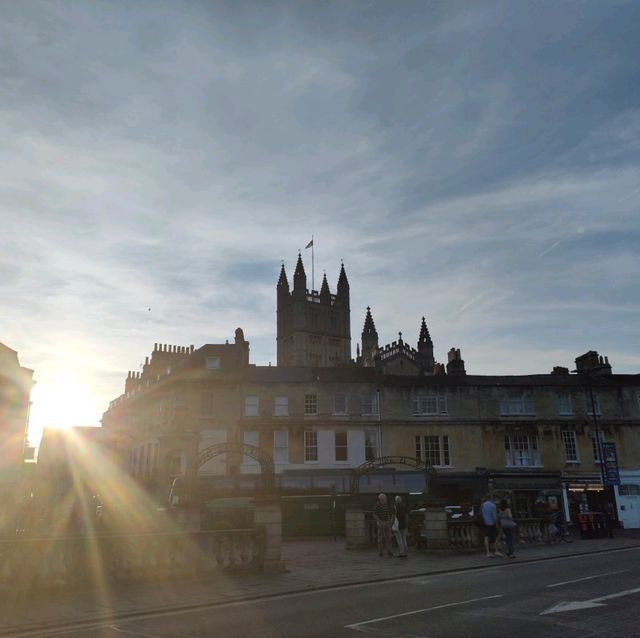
0 528 265 589
448 518 550 549
448 521 481 549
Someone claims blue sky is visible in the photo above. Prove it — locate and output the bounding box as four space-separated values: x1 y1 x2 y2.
1 1 639 442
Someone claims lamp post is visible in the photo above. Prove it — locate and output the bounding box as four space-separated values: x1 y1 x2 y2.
572 367 607 489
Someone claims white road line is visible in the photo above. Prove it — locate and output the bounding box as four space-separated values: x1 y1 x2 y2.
540 586 640 615
546 569 630 588
345 594 504 630
592 585 640 603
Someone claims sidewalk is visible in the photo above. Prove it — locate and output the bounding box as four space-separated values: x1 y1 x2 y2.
2 531 639 636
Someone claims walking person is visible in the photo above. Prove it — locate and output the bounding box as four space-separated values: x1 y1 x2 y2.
374 493 394 557
498 499 517 559
480 494 503 557
393 496 409 558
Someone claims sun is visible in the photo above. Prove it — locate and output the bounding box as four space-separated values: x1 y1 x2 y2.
29 372 103 443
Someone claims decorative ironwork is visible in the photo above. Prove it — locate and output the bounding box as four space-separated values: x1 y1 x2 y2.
197 442 275 490
349 456 435 494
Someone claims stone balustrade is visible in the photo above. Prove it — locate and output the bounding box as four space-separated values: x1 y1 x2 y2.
0 528 265 589
447 517 550 549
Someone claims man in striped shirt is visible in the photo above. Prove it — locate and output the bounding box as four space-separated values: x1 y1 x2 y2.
374 493 394 556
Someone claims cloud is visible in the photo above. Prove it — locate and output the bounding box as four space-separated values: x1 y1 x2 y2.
1 1 639 443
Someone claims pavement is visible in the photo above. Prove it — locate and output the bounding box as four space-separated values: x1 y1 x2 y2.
2 530 640 637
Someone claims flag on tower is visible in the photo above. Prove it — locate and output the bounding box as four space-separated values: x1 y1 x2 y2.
305 238 313 249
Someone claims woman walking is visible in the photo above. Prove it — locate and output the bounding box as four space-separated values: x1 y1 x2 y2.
498 499 517 559
393 495 409 558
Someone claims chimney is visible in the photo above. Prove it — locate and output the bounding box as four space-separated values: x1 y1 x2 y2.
446 347 466 376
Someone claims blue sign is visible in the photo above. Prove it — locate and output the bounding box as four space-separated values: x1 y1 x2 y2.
601 442 621 486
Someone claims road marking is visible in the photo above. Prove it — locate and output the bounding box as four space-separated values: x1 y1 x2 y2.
540 586 640 615
345 594 504 631
546 569 630 588
109 626 168 638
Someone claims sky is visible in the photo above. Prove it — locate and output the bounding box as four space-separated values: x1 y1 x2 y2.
1 0 639 445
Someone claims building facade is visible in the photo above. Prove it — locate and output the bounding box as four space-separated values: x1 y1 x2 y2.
101 259 640 526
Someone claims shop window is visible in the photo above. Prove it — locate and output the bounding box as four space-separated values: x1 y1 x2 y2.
561 430 580 463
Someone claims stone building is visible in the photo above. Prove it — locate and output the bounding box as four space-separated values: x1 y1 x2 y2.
101 257 640 526
0 343 33 484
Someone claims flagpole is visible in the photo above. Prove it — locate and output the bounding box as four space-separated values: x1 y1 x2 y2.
311 234 314 292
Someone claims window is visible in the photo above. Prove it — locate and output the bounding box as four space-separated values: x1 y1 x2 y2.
274 396 289 417
500 393 535 416
244 395 259 417
557 393 573 416
243 431 259 469
173 394 184 407
333 393 347 415
504 434 541 467
362 393 379 416
586 394 601 416
206 356 220 370
329 313 338 330
412 393 447 416
304 430 318 462
304 394 318 415
415 435 451 466
365 430 378 461
561 430 580 463
335 431 348 462
200 392 214 416
591 430 605 462
619 484 640 496
274 431 288 464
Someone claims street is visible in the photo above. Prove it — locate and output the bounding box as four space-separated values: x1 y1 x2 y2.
13 546 640 638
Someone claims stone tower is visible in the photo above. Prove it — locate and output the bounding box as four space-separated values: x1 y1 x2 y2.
276 255 351 366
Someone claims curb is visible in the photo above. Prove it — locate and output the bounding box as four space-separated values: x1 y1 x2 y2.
2 542 639 637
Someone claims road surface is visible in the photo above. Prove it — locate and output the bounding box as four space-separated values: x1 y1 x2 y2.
10 546 640 638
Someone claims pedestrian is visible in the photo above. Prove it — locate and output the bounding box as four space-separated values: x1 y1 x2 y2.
373 493 394 557
393 495 409 558
498 499 517 559
480 493 503 557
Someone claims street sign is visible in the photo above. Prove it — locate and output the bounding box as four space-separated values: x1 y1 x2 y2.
601 442 621 486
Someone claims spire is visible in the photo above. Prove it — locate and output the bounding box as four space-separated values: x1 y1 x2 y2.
277 262 289 293
418 316 433 348
336 261 349 307
361 306 379 367
292 252 307 298
362 306 377 337
417 316 435 374
320 271 331 303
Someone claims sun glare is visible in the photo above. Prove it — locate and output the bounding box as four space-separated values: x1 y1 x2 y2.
29 373 102 440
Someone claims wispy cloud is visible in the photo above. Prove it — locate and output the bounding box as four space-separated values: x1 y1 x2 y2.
1 1 639 442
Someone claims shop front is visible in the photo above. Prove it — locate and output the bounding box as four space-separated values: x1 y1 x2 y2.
488 471 562 519
562 473 616 524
